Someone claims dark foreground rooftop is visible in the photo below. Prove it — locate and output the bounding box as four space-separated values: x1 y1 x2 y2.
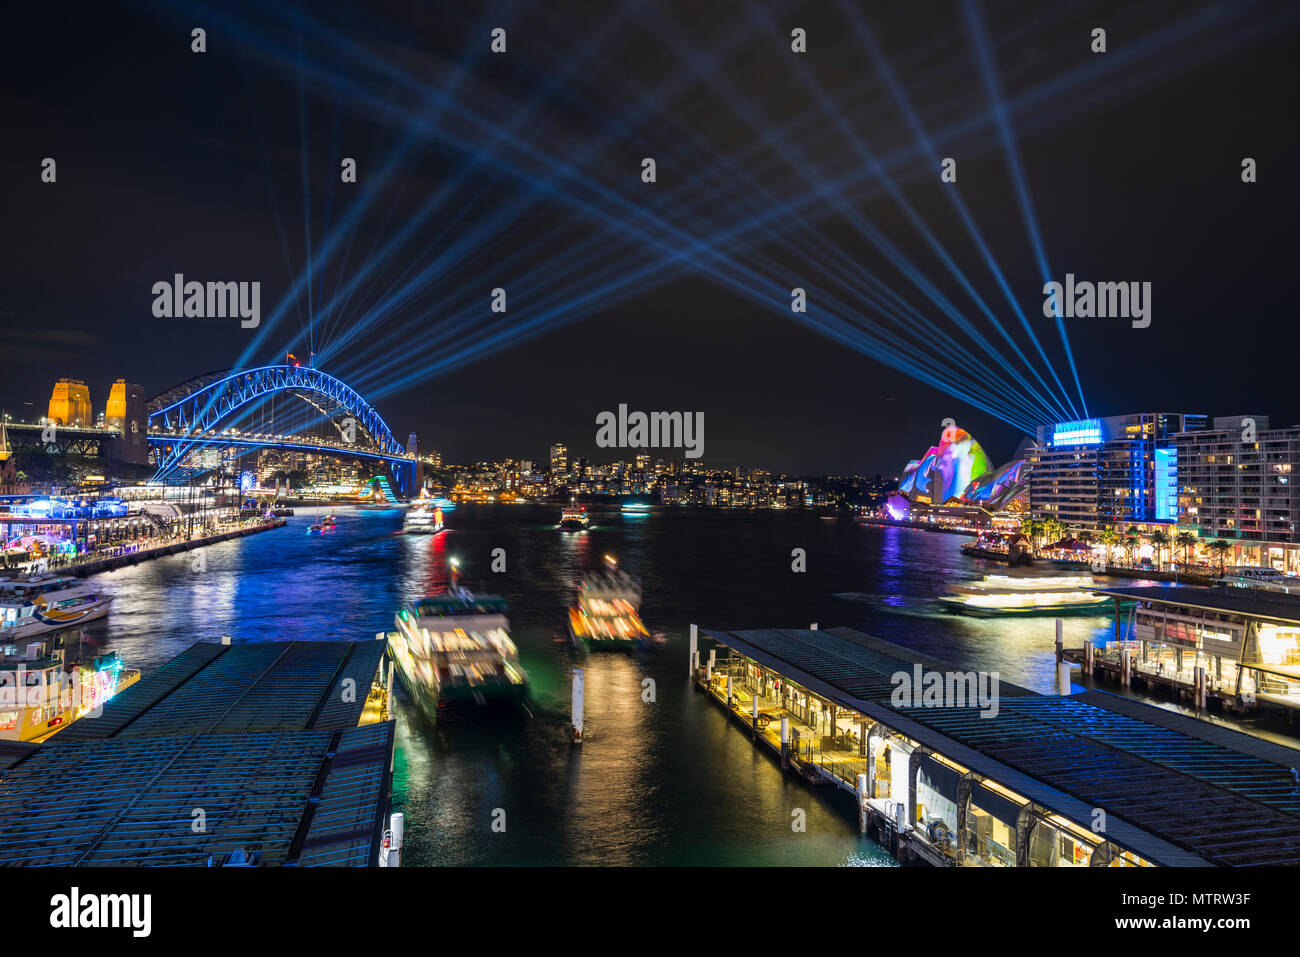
705 625 1300 867
0 640 394 866
57 639 385 740
0 721 393 865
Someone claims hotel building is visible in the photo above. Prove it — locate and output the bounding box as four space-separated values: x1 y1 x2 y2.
1028 413 1206 530
1173 415 1300 572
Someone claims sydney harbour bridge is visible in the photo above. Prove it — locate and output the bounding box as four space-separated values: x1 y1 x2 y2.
147 364 418 493
8 364 419 494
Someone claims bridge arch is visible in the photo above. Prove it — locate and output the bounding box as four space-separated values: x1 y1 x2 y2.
148 365 405 456
147 365 415 491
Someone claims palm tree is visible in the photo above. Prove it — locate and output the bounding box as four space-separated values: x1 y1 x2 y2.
1174 531 1197 566
1207 539 1232 574
1124 535 1140 565
1151 530 1169 569
1099 526 1120 565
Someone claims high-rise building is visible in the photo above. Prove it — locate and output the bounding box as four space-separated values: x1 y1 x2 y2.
1173 415 1300 571
48 378 92 426
549 443 567 476
105 379 149 465
1028 413 1206 530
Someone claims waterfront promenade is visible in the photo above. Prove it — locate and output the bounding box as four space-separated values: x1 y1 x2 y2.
7 517 286 578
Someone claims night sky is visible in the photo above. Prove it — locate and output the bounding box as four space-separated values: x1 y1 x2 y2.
2 0 1297 475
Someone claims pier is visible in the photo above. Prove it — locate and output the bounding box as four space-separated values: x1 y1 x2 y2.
0 639 395 865
695 624 1300 867
1071 585 1300 722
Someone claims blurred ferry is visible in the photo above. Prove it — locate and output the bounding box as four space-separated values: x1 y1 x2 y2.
388 587 528 716
568 556 649 650
403 503 445 535
0 576 113 639
938 573 1114 617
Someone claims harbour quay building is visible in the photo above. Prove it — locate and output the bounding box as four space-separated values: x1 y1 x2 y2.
696 625 1300 867
1173 415 1300 573
1027 413 1205 531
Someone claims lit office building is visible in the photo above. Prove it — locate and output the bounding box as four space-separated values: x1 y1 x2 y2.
1173 415 1300 572
1028 413 1206 530
549 443 567 477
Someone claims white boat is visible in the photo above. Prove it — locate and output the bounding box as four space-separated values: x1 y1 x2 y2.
937 573 1114 617
388 587 528 715
0 576 113 638
403 503 445 535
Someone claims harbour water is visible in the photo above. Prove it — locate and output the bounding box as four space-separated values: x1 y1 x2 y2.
78 504 1112 865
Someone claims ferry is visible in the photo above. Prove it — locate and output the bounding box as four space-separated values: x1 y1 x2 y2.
0 635 140 742
620 500 652 516
568 556 650 649
403 504 445 535
322 513 336 529
938 573 1116 617
0 576 114 639
559 504 590 531
387 587 528 716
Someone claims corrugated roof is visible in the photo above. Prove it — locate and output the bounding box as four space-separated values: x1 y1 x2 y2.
57 640 384 740
0 723 393 866
1090 585 1300 624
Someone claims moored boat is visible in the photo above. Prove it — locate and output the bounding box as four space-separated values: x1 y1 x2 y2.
0 635 139 742
0 576 113 639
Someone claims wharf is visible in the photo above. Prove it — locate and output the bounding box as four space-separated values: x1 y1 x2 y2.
695 624 1300 867
54 519 287 577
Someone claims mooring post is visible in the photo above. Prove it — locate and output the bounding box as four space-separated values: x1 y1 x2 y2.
780 715 790 770
382 812 404 868
1084 641 1094 676
1055 618 1064 664
1121 647 1131 687
689 623 698 678
726 673 733 709
857 774 869 835
751 691 759 738
571 667 585 743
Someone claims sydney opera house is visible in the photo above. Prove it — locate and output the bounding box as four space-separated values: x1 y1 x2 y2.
884 423 1029 525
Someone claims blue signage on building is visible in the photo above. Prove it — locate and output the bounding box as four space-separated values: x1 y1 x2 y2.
1052 418 1103 447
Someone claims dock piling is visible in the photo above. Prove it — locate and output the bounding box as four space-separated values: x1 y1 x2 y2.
857 774 869 835
571 668 585 743
380 812 404 867
780 715 790 770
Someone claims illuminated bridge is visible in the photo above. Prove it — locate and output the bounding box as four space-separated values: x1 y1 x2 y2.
147 365 417 492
